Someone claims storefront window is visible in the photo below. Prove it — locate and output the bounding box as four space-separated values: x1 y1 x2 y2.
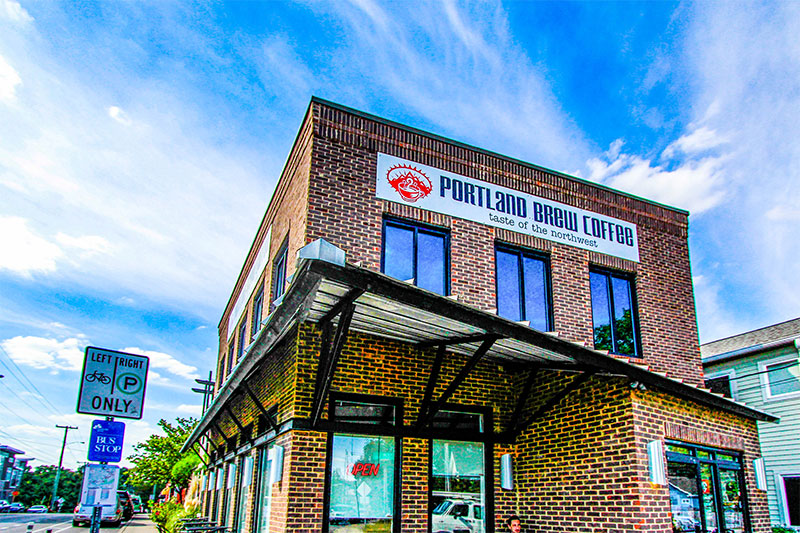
224 462 236 524
667 443 748 533
430 440 485 533
233 456 252 533
254 446 274 533
328 434 395 532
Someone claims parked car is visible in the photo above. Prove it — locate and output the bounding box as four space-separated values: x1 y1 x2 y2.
73 499 124 527
26 505 48 513
116 491 134 520
7 503 25 513
0 500 9 512
129 495 142 513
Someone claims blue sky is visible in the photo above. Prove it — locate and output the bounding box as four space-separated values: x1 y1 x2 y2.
1 0 798 468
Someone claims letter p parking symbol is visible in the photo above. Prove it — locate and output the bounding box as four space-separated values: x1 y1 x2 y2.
116 373 143 395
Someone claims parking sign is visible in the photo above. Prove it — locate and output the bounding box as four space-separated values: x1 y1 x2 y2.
77 346 149 419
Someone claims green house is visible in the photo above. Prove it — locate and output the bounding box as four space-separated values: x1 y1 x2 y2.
702 318 800 528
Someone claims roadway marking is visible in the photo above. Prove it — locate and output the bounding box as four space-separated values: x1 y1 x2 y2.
33 522 72 533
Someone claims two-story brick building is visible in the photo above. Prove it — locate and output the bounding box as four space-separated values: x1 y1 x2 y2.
182 98 776 533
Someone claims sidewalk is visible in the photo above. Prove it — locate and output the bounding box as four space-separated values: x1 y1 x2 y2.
120 515 159 533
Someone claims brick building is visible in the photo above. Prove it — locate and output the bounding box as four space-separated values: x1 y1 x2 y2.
182 98 776 533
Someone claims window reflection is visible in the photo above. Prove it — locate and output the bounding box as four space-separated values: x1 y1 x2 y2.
329 435 394 532
431 440 485 533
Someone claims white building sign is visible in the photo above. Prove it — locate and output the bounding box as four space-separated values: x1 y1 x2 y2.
376 153 639 262
77 346 149 419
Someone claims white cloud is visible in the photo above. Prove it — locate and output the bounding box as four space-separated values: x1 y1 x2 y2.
0 216 112 276
311 0 590 170
0 54 22 103
176 404 202 416
0 335 84 371
108 105 132 126
0 0 33 24
662 126 729 159
584 130 728 215
0 216 63 275
123 347 199 380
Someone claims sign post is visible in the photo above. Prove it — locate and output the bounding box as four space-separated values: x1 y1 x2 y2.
77 347 149 419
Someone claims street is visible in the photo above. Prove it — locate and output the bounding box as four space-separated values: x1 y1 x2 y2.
0 514 131 533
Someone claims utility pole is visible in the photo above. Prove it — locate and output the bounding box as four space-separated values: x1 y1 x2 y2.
191 371 215 414
51 424 78 510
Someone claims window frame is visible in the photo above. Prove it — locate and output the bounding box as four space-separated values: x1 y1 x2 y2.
704 369 738 400
758 355 800 401
494 242 553 331
777 472 800 527
589 266 642 357
271 236 289 310
236 320 247 363
251 285 264 342
381 217 450 296
427 406 494 533
665 441 751 533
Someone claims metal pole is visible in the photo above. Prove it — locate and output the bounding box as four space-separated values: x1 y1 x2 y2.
50 425 78 510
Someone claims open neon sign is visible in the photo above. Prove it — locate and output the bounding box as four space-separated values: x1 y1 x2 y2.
351 463 380 476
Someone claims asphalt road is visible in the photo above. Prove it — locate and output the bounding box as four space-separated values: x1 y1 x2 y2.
0 513 129 533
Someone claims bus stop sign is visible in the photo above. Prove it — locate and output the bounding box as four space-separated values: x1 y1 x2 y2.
88 419 125 462
77 346 149 420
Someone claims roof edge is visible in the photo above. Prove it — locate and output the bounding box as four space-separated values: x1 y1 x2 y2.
310 96 691 217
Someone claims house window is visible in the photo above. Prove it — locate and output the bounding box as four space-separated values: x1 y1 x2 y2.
237 321 247 363
705 373 735 399
760 357 800 399
272 238 289 309
251 287 264 341
666 442 747 533
782 475 800 526
327 434 396 532
495 245 552 331
590 268 640 357
382 219 449 295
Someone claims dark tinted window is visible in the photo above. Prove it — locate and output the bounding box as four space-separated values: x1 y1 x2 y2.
705 375 732 398
495 245 551 330
590 268 639 356
382 219 449 295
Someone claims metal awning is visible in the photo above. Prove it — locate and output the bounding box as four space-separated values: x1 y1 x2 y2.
182 257 777 453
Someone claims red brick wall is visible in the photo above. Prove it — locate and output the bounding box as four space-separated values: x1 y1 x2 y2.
305 101 703 386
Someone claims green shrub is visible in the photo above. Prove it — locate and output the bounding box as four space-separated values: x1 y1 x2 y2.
773 528 795 533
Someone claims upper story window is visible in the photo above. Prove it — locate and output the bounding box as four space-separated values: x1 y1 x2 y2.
705 372 735 399
225 342 235 381
271 237 289 309
236 321 247 362
590 267 640 357
382 218 449 295
251 286 264 341
495 244 552 331
759 356 800 400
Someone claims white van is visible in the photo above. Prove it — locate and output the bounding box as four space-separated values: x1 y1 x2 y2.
73 498 124 527
431 499 484 533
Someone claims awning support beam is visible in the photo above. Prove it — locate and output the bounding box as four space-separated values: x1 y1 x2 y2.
511 370 595 439
415 344 447 428
506 366 540 436
311 301 357 427
416 333 499 349
419 335 500 427
225 404 246 434
192 444 209 467
243 380 279 434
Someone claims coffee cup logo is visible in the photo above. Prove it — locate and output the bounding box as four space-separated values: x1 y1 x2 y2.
386 164 432 203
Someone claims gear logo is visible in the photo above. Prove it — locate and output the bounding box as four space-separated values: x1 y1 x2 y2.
386 164 432 203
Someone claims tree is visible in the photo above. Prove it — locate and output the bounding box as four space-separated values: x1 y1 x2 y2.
18 464 83 510
127 417 198 496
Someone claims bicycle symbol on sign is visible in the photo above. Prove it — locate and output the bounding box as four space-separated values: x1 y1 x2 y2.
85 370 112 384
